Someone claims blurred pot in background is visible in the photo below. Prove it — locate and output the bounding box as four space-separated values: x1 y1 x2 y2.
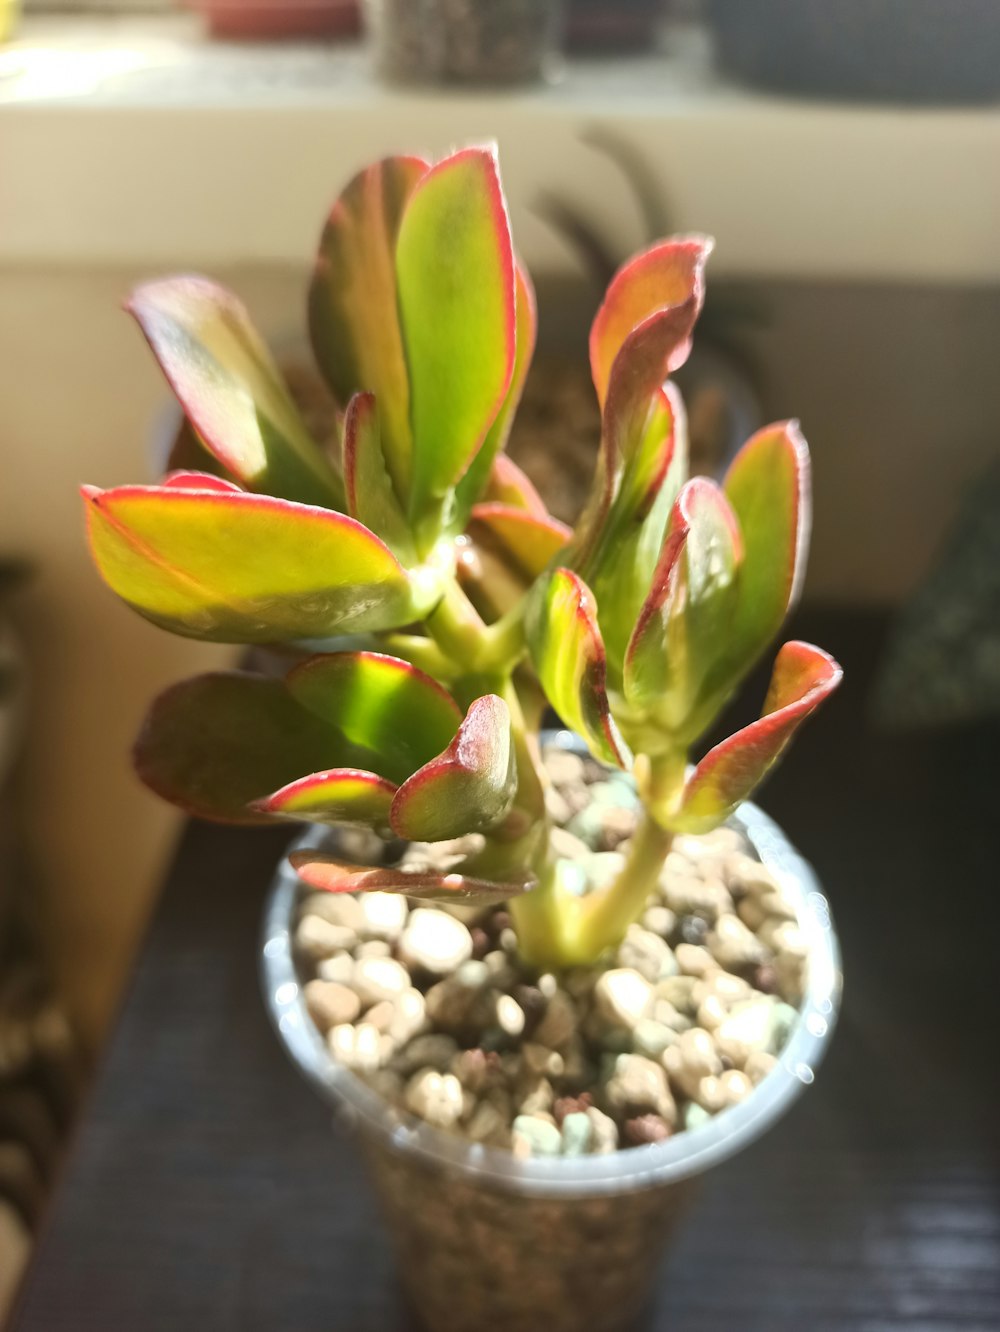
707 0 1000 104
365 0 565 86
189 0 360 41
565 0 664 52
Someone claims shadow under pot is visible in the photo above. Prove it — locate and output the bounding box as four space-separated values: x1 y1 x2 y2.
365 0 566 85
262 738 841 1332
707 0 1000 104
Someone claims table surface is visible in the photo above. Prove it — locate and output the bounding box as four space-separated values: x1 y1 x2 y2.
10 610 1000 1332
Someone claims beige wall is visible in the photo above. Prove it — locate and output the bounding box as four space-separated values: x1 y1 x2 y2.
1 263 997 1046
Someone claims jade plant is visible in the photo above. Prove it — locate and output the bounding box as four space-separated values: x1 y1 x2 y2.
82 146 841 970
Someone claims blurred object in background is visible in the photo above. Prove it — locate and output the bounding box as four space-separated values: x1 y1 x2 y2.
0 0 19 44
520 126 763 521
707 0 1000 104
188 0 359 41
365 0 565 86
0 566 85 1325
873 461 1000 730
565 0 664 52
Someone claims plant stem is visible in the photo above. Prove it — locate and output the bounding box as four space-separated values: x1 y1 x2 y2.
569 809 673 961
427 578 527 675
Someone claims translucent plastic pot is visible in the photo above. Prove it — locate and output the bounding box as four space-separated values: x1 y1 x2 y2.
365 0 566 87
262 757 840 1332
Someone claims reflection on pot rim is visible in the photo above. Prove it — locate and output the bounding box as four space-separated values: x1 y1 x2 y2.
261 732 841 1200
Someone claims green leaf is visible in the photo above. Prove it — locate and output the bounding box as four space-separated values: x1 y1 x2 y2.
468 504 571 580
309 155 428 498
396 146 516 521
134 671 339 824
668 641 842 833
527 567 630 769
455 260 537 522
390 695 517 841
286 651 462 786
722 420 811 679
129 276 342 509
254 768 397 834
290 851 530 904
342 392 412 554
481 455 547 515
82 484 429 644
624 478 742 735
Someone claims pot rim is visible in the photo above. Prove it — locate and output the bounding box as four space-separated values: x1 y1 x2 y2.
261 730 841 1198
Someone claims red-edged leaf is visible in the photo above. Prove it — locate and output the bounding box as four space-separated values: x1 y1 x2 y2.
482 455 547 516
396 146 516 519
590 237 714 410
128 276 342 508
527 568 630 769
390 695 517 842
161 470 243 493
134 671 339 824
455 260 537 521
669 641 843 832
165 416 233 482
254 768 397 833
343 392 411 553
468 504 571 580
309 155 428 497
722 420 811 676
624 478 742 733
82 484 427 644
286 652 462 786
290 852 529 904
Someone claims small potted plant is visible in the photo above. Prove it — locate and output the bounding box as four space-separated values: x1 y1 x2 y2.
82 146 841 1332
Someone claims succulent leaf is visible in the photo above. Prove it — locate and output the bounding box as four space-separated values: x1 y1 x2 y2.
286 651 462 786
481 455 548 516
455 260 537 522
128 276 343 508
160 471 243 493
396 146 516 522
527 567 630 769
342 392 412 554
82 485 429 644
468 504 571 581
669 641 843 832
309 154 428 497
254 768 397 833
290 851 529 903
390 694 517 841
134 671 340 824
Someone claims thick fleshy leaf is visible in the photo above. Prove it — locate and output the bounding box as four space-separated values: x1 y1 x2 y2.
134 672 339 824
527 568 630 769
161 470 243 493
455 261 537 522
82 485 425 644
390 695 517 841
468 504 571 580
287 652 462 786
396 147 516 518
342 392 411 553
624 478 742 733
590 237 714 410
669 641 843 833
290 851 529 904
309 155 428 496
722 421 811 676
482 455 547 516
128 277 342 508
254 768 396 833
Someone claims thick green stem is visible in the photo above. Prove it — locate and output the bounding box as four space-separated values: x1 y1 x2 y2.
569 810 673 961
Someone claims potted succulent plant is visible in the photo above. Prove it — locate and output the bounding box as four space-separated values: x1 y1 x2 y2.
82 146 842 1332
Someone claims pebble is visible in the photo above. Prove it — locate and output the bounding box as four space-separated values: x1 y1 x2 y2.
352 956 410 1005
550 826 592 862
517 1075 555 1116
642 905 676 937
394 1033 459 1074
593 968 653 1029
560 1111 594 1155
632 1018 678 1059
656 975 698 1014
720 1069 753 1105
586 1105 620 1154
604 1054 676 1123
544 748 586 788
522 1043 564 1078
662 871 731 921
364 1000 396 1033
675 944 717 978
512 1114 562 1158
714 999 777 1065
400 908 474 975
761 920 807 957
390 988 428 1043
683 1101 712 1132
465 1098 510 1146
623 1114 672 1146
358 891 409 941
304 979 361 1031
496 994 526 1037
677 1027 723 1082
678 914 710 946
532 990 577 1049
617 925 679 983
744 1050 778 1085
404 1070 464 1128
707 914 767 970
724 852 781 897
315 953 355 985
301 892 364 931
328 1022 385 1073
354 940 392 960
296 915 357 961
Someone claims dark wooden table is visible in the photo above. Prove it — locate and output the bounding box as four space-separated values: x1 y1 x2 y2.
10 611 1000 1331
